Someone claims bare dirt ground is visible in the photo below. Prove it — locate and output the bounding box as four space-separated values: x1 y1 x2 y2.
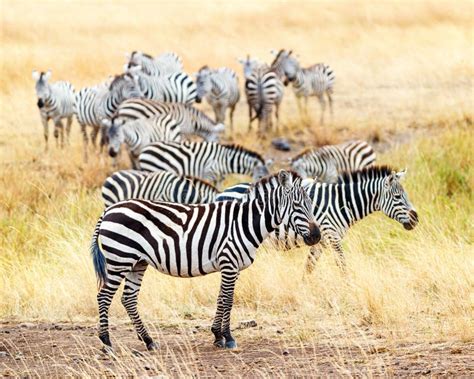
1 321 473 377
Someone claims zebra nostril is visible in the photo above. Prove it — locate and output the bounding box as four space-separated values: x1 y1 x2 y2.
37 99 44 108
108 148 118 158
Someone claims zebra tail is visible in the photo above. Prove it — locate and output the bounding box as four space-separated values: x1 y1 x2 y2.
91 214 107 289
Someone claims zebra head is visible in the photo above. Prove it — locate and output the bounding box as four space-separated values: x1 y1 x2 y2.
252 159 273 181
104 117 125 158
237 55 263 79
195 66 213 103
108 71 142 101
279 53 300 85
379 169 419 230
274 170 320 246
32 70 52 108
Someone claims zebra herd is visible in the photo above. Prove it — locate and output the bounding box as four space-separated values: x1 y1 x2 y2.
33 49 418 352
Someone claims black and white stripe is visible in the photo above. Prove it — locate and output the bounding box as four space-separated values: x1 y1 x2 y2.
91 170 320 351
291 140 376 182
75 73 142 162
101 170 218 207
135 71 197 104
126 51 183 76
138 141 271 183
216 166 418 269
271 49 335 124
32 70 75 150
195 66 240 130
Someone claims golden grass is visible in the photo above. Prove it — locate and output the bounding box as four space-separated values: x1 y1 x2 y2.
0 1 473 375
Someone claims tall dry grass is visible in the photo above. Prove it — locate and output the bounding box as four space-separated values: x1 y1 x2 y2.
0 0 473 353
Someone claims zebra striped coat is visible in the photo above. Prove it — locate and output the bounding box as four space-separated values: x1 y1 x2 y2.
32 70 75 150
126 51 183 76
75 73 142 162
271 49 335 124
245 66 284 132
91 170 320 351
135 72 197 104
291 140 376 182
138 141 270 183
195 66 240 130
216 166 418 270
101 170 218 207
113 99 225 141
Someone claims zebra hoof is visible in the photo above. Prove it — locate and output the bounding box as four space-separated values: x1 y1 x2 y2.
146 342 159 351
101 345 114 355
213 338 225 348
225 340 237 349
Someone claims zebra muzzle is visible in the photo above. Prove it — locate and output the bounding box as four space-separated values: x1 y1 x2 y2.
303 222 321 246
108 148 118 158
403 210 419 230
37 99 44 108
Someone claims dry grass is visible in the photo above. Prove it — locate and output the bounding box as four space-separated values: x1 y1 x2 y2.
1 0 473 376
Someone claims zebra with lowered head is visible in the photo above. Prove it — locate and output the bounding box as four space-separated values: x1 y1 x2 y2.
126 51 183 76
101 170 218 207
75 72 142 162
138 141 272 183
195 66 240 131
91 170 320 351
270 49 335 124
216 166 418 270
291 140 376 183
32 70 75 150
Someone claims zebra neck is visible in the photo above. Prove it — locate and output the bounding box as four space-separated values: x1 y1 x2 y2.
293 70 305 88
123 126 142 151
339 181 381 223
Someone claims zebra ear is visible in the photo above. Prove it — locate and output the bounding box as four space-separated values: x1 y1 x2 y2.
32 70 40 81
278 170 292 188
44 70 52 81
265 158 274 168
270 49 278 56
396 169 407 181
125 52 131 60
237 57 245 64
128 65 142 74
101 118 112 128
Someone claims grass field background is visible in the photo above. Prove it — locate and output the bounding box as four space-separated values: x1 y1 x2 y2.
0 0 473 376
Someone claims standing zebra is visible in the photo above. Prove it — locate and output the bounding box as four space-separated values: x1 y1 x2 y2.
134 71 197 104
195 66 240 131
291 140 376 182
245 66 284 132
126 51 183 76
270 49 335 124
91 170 320 351
75 72 142 162
215 166 418 269
138 141 271 183
32 70 75 150
101 170 218 207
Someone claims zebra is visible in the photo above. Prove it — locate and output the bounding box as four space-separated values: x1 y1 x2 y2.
245 66 284 132
75 72 142 162
126 51 183 76
270 49 335 124
101 170 219 207
134 71 197 104
32 70 75 151
215 166 419 270
195 66 240 131
138 141 272 183
113 99 226 140
91 170 321 351
291 140 376 183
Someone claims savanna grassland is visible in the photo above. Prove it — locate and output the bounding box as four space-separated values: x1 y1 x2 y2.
1 1 473 377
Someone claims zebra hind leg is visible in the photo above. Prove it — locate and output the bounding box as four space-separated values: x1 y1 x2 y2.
317 94 326 125
305 245 323 274
211 290 225 348
97 270 126 353
121 262 157 351
66 116 73 145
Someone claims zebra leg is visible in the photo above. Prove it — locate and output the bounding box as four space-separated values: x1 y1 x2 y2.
327 91 334 122
91 125 99 151
305 244 323 274
317 94 326 125
220 270 239 349
80 122 89 163
211 289 225 348
97 270 126 352
229 105 236 133
65 116 73 145
275 103 280 131
41 116 49 152
247 102 253 131
330 239 346 270
54 119 65 148
121 262 157 351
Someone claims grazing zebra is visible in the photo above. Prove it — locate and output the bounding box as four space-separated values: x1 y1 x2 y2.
75 72 142 162
126 51 183 76
138 141 271 183
195 66 240 131
215 166 418 269
101 170 218 207
291 140 376 183
103 114 182 168
32 70 75 150
91 170 321 351
245 66 284 132
135 71 197 104
270 49 335 124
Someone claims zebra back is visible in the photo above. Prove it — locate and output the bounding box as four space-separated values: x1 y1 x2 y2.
137 72 197 104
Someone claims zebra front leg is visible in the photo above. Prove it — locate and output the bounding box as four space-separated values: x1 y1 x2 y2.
305 244 324 274
330 239 346 270
40 115 49 152
219 269 239 349
274 102 280 132
211 289 225 348
229 105 236 133
317 94 326 125
80 122 89 163
65 116 73 145
247 102 253 132
97 270 125 353
54 119 65 148
121 263 157 351
91 125 100 152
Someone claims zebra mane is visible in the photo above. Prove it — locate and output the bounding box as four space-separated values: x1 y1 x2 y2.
245 170 302 199
185 176 218 192
291 147 318 161
109 73 131 90
338 165 395 183
270 49 288 67
222 144 265 163
131 51 153 59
